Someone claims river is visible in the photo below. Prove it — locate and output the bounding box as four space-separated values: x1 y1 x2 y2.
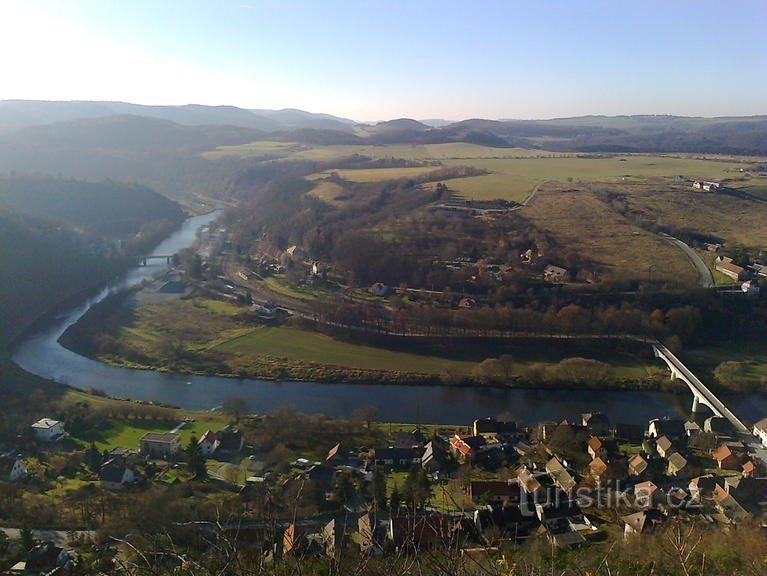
10 212 767 426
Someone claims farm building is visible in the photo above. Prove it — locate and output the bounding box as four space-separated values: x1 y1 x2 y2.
715 256 747 281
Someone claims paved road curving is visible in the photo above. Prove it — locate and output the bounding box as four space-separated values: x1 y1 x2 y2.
658 233 715 288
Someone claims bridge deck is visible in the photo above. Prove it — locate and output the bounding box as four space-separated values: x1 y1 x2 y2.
653 343 748 434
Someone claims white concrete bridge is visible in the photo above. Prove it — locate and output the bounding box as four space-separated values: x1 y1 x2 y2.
652 342 749 434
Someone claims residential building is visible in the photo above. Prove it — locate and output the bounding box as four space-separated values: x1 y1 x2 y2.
543 264 569 283
655 436 675 459
647 418 685 440
621 509 663 538
0 455 26 482
753 417 767 448
711 443 744 469
581 412 611 436
372 447 421 468
198 430 220 456
628 454 648 477
99 457 136 490
634 481 659 507
667 452 691 478
516 466 542 495
139 432 181 458
545 456 577 494
30 418 64 442
715 256 747 281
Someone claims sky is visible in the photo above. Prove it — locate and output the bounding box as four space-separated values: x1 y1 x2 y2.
1 0 765 121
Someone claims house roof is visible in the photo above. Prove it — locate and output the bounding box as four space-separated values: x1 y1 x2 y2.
587 437 603 452
517 467 541 493
100 458 129 483
621 509 662 534
667 452 688 470
140 432 179 444
753 417 767 431
742 460 757 475
589 457 608 476
628 454 648 474
31 418 60 430
0 456 21 477
326 443 341 462
635 480 658 496
545 457 577 492
711 443 734 462
656 436 674 453
374 447 420 461
199 430 218 445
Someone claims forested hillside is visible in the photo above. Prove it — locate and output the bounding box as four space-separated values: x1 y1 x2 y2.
0 175 184 235
0 176 184 342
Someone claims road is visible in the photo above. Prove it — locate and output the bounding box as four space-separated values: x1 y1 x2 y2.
658 232 714 288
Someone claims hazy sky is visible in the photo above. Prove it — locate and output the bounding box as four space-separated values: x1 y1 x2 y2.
2 0 765 121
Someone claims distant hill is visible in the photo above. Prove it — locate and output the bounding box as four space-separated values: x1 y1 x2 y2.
0 115 265 198
372 118 431 133
0 100 356 132
0 175 184 235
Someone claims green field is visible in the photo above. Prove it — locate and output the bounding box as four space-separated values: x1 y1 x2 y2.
73 416 225 451
215 326 475 374
685 340 767 390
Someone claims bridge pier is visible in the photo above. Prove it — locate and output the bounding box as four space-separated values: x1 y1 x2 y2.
691 395 700 413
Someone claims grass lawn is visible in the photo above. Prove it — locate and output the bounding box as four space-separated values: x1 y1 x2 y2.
215 326 475 374
72 414 229 451
262 276 320 300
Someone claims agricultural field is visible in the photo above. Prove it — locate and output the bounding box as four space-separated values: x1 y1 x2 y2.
685 339 767 391
524 184 700 287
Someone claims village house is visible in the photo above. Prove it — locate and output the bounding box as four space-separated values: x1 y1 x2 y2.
0 455 26 483
198 430 220 456
753 417 767 448
371 447 421 468
741 460 758 478
621 509 663 538
647 418 685 440
449 434 485 464
30 418 64 442
627 454 648 477
587 437 604 460
711 443 744 470
655 435 675 459
692 180 720 192
139 432 181 458
99 457 136 490
634 480 660 507
516 466 542 495
581 412 611 436
688 474 725 501
666 452 691 478
715 256 747 281
535 500 591 547
469 480 521 504
684 420 701 437
543 264 570 283
712 484 751 522
217 427 245 453
369 282 391 297
545 457 577 494
472 417 516 438
742 279 760 294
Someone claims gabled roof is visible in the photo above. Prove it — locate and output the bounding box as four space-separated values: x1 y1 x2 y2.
31 418 61 430
621 509 663 534
589 457 608 476
656 435 674 453
587 437 603 452
635 480 658 497
199 430 218 445
546 457 577 492
711 443 734 462
517 467 541 493
628 454 648 475
326 443 341 462
140 432 179 443
753 417 767 431
100 458 130 483
667 452 688 470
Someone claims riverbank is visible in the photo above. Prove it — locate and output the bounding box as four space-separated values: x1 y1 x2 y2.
61 288 676 391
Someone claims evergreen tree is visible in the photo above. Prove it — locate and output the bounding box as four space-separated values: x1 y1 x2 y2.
85 442 102 473
372 468 387 510
185 436 206 479
389 485 401 513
